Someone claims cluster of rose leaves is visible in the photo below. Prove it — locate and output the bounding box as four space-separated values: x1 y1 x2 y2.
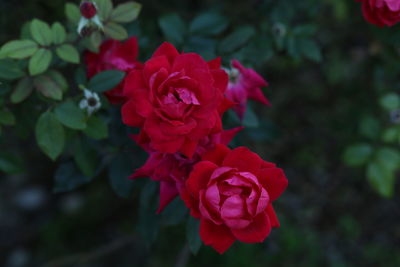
355 0 400 27
85 38 288 253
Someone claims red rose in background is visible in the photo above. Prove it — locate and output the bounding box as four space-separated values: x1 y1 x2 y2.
85 37 142 104
130 127 243 213
122 42 232 158
225 60 270 119
181 144 288 254
355 0 400 27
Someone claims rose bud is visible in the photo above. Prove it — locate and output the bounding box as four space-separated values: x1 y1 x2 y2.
80 1 97 19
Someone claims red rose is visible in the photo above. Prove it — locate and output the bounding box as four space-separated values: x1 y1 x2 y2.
181 144 288 254
85 37 142 104
130 127 243 213
355 0 400 27
122 42 232 158
225 60 270 119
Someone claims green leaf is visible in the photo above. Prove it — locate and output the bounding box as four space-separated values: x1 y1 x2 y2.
293 25 317 36
0 59 25 80
0 40 38 59
51 22 67 45
11 77 34 104
54 101 87 130
73 138 98 178
111 2 141 23
159 13 186 46
35 111 65 160
47 70 68 92
33 74 63 101
161 198 188 226
298 38 322 62
29 49 52 76
54 162 91 193
343 143 373 167
137 180 160 248
94 0 113 20
20 22 32 39
359 115 381 140
104 22 128 40
65 3 81 23
186 216 202 255
376 147 400 171
108 153 135 198
380 93 399 111
30 19 53 46
367 161 395 198
83 116 108 139
219 26 256 54
189 12 228 36
56 44 80 64
382 127 399 143
242 106 259 128
0 110 16 126
88 70 125 93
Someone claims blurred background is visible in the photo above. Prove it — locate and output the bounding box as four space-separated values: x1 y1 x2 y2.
1 0 400 266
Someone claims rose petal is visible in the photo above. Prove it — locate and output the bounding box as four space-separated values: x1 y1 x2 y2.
200 219 236 254
222 147 262 174
186 161 219 196
157 181 179 213
202 144 230 166
231 212 271 243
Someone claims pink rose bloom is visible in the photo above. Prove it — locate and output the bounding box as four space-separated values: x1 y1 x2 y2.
355 0 400 27
85 37 142 104
225 60 270 119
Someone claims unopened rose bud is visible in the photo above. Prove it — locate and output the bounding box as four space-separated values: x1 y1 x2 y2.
80 1 97 19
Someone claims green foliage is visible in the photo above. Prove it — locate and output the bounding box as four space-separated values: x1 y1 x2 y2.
343 143 373 167
111 2 142 23
30 19 53 46
33 74 63 100
51 22 67 45
186 216 202 255
108 153 135 198
29 48 53 75
0 59 25 80
189 12 229 36
11 77 33 103
95 0 113 21
0 40 38 59
159 13 187 46
84 116 108 140
219 26 256 54
54 101 87 130
0 109 16 126
56 44 80 64
65 3 80 23
88 70 125 92
53 162 91 193
35 111 65 160
104 22 128 40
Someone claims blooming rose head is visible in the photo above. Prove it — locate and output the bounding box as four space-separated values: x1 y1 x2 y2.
122 42 232 158
130 127 243 213
181 144 288 254
85 37 142 104
355 0 400 27
225 60 270 119
80 1 97 19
